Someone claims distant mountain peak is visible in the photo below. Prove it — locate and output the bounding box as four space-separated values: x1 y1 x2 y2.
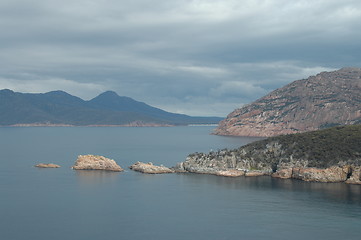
0 89 15 94
44 90 72 96
0 89 223 126
96 91 120 98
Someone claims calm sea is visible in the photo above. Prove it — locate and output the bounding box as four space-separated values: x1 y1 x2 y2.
1 126 360 240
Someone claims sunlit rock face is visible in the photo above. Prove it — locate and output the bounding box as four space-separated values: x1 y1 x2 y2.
214 68 361 137
72 155 123 172
129 162 174 174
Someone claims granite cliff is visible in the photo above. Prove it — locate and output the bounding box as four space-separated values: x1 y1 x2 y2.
214 68 361 137
176 124 361 184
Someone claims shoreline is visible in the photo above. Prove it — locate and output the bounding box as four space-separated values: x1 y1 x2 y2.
2 123 220 127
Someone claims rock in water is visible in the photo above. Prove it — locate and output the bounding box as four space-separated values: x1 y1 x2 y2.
214 68 361 137
35 163 61 168
72 155 123 172
129 162 174 174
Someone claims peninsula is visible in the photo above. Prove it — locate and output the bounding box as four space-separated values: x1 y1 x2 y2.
176 124 361 184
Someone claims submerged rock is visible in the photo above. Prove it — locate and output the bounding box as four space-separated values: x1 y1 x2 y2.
72 155 123 172
35 163 61 168
129 162 174 174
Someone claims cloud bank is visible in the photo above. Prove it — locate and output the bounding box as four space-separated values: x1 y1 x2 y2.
0 0 360 116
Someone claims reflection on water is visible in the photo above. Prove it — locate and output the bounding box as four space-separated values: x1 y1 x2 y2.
181 173 361 205
75 170 121 184
1 126 361 240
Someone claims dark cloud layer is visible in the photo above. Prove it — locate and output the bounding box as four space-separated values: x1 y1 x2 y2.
1 0 360 116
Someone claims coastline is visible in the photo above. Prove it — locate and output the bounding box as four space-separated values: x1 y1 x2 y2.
4 123 220 127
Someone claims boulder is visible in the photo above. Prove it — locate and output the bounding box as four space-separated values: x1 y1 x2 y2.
72 155 123 172
245 171 267 177
215 169 245 177
35 163 61 168
129 162 174 174
272 168 293 179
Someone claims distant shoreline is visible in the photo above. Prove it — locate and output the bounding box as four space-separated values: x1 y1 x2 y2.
2 123 219 127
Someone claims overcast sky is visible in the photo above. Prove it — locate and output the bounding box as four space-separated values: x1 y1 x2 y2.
0 0 360 116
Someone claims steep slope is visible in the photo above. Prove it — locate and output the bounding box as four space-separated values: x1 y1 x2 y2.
0 89 222 126
214 67 361 137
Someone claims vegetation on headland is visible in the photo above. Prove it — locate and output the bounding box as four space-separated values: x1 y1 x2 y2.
244 124 361 168
179 124 361 184
185 124 361 173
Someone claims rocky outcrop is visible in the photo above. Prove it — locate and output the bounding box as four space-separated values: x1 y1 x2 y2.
35 163 61 168
176 125 361 184
345 167 361 184
272 166 351 182
215 170 245 177
129 162 174 174
72 155 123 172
214 68 361 137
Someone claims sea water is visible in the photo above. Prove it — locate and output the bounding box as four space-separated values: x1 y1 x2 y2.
0 126 360 240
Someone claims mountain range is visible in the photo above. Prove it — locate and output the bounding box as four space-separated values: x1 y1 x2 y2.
0 89 222 126
214 67 361 137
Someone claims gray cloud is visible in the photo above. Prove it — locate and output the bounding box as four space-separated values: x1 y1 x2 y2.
0 0 360 116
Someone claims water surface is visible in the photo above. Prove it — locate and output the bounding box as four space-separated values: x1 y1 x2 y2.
1 126 360 240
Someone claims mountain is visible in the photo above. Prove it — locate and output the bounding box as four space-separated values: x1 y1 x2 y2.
88 91 222 124
0 90 223 126
176 124 361 184
214 67 361 137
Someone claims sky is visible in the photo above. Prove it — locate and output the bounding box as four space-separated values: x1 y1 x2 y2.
0 0 360 117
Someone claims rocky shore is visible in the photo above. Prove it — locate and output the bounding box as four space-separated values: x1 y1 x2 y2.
175 125 361 184
72 155 124 172
174 154 361 184
129 162 175 174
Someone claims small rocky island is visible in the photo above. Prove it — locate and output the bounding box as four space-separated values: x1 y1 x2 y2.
175 124 361 184
35 163 61 168
129 162 175 174
72 155 123 172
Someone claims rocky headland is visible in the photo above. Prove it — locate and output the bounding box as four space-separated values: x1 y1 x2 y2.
129 162 175 174
175 125 361 184
214 68 361 137
72 155 123 172
35 163 61 168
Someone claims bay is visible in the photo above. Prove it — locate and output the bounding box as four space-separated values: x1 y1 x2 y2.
0 126 360 240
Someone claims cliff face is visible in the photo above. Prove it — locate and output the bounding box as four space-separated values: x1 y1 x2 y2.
214 68 361 137
176 125 361 184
